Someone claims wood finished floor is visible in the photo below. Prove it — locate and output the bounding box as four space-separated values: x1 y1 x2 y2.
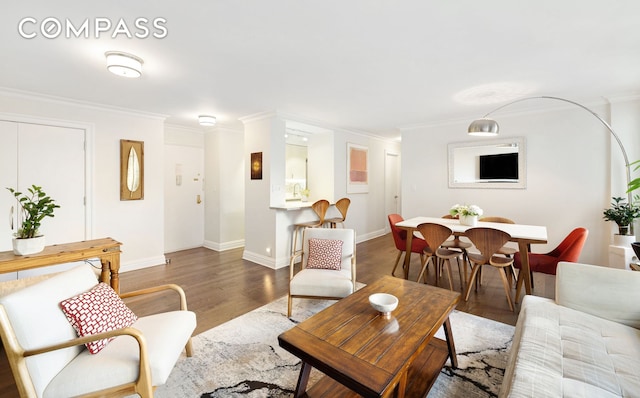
0 233 555 397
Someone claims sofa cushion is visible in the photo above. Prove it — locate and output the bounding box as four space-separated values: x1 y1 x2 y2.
0 265 99 398
59 282 138 354
501 295 640 397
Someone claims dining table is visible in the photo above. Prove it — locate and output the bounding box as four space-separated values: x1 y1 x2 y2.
394 216 548 301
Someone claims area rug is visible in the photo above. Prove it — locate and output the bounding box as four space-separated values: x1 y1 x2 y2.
153 296 514 398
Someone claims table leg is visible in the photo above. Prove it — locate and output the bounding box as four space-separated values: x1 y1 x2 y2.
294 361 312 398
403 229 414 280
100 254 120 294
393 371 408 398
515 241 532 303
442 317 458 368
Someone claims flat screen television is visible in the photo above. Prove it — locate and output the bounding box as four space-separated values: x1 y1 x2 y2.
479 152 518 181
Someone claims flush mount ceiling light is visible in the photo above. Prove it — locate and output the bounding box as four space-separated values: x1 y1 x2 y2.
198 115 217 126
105 51 143 78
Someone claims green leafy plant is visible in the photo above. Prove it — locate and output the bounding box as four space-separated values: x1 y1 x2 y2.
6 185 60 239
603 196 640 235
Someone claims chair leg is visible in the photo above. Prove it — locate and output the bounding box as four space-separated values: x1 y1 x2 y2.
287 295 293 317
463 264 481 302
444 258 454 291
456 257 465 291
391 251 403 276
416 256 432 283
185 338 194 357
498 268 515 312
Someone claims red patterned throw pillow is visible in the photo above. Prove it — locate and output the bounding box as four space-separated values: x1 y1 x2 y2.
306 238 344 270
59 283 138 354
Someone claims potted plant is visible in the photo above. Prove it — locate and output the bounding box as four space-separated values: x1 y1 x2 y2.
603 196 640 246
449 204 484 226
6 185 60 255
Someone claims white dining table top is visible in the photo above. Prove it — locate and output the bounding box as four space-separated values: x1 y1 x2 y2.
395 216 548 243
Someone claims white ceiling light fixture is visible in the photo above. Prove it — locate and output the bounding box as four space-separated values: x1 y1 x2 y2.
105 51 143 78
198 115 217 126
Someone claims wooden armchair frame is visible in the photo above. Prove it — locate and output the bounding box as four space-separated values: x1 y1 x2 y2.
0 284 193 398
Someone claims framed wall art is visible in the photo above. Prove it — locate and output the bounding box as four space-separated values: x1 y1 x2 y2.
120 139 144 200
347 143 368 193
251 152 263 180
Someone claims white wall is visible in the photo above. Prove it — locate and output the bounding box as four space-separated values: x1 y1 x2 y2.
203 126 245 250
401 97 640 266
0 90 166 270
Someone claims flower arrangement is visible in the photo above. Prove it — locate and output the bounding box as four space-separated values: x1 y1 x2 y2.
449 204 484 218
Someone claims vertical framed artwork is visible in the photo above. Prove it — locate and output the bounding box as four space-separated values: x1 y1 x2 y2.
120 139 144 200
251 152 263 180
347 143 369 193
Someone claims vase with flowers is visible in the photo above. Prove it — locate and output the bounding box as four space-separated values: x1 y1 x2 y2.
450 204 484 226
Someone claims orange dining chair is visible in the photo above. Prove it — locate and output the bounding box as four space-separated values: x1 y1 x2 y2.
463 227 516 311
291 199 330 255
514 227 588 283
388 214 429 278
415 223 464 291
325 197 351 228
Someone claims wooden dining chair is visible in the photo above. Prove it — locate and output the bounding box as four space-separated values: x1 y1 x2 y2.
291 199 330 255
325 197 351 228
440 214 472 279
415 223 464 291
463 227 515 311
479 216 518 286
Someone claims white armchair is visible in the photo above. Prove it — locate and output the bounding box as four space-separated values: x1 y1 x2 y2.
0 264 196 398
288 228 356 317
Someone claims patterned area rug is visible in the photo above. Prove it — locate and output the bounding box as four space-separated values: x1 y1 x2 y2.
153 296 514 398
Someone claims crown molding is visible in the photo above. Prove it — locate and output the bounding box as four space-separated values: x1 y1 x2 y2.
0 87 168 121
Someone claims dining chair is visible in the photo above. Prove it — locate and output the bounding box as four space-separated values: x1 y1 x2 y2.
388 214 429 278
440 214 472 279
463 227 515 311
514 227 588 281
479 216 518 286
325 197 351 228
291 199 330 255
415 223 464 291
287 227 356 317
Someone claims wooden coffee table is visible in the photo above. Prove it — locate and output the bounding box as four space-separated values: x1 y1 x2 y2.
278 275 460 397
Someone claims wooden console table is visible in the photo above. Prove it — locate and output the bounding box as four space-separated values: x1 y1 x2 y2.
0 238 122 292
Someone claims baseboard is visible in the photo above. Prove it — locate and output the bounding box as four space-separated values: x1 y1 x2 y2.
242 250 289 269
120 255 167 272
356 228 386 243
204 239 245 252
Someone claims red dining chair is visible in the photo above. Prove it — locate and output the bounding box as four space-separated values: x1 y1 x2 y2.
388 214 429 278
514 227 588 281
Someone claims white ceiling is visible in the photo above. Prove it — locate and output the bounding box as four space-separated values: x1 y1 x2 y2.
2 1 640 139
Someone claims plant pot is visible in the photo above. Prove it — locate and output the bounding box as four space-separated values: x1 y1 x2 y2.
618 225 631 235
12 236 46 256
460 215 478 227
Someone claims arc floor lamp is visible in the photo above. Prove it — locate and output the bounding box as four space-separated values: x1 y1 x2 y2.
468 95 633 205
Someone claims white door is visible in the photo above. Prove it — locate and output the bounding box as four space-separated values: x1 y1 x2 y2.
164 145 205 252
0 121 86 279
384 151 401 233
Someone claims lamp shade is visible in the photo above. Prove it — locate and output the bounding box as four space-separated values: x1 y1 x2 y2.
468 118 499 136
105 51 143 78
198 115 217 126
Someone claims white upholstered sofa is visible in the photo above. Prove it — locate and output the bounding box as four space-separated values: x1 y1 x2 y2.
500 261 640 397
0 264 196 397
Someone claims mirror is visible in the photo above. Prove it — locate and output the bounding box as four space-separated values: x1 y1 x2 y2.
448 137 526 189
